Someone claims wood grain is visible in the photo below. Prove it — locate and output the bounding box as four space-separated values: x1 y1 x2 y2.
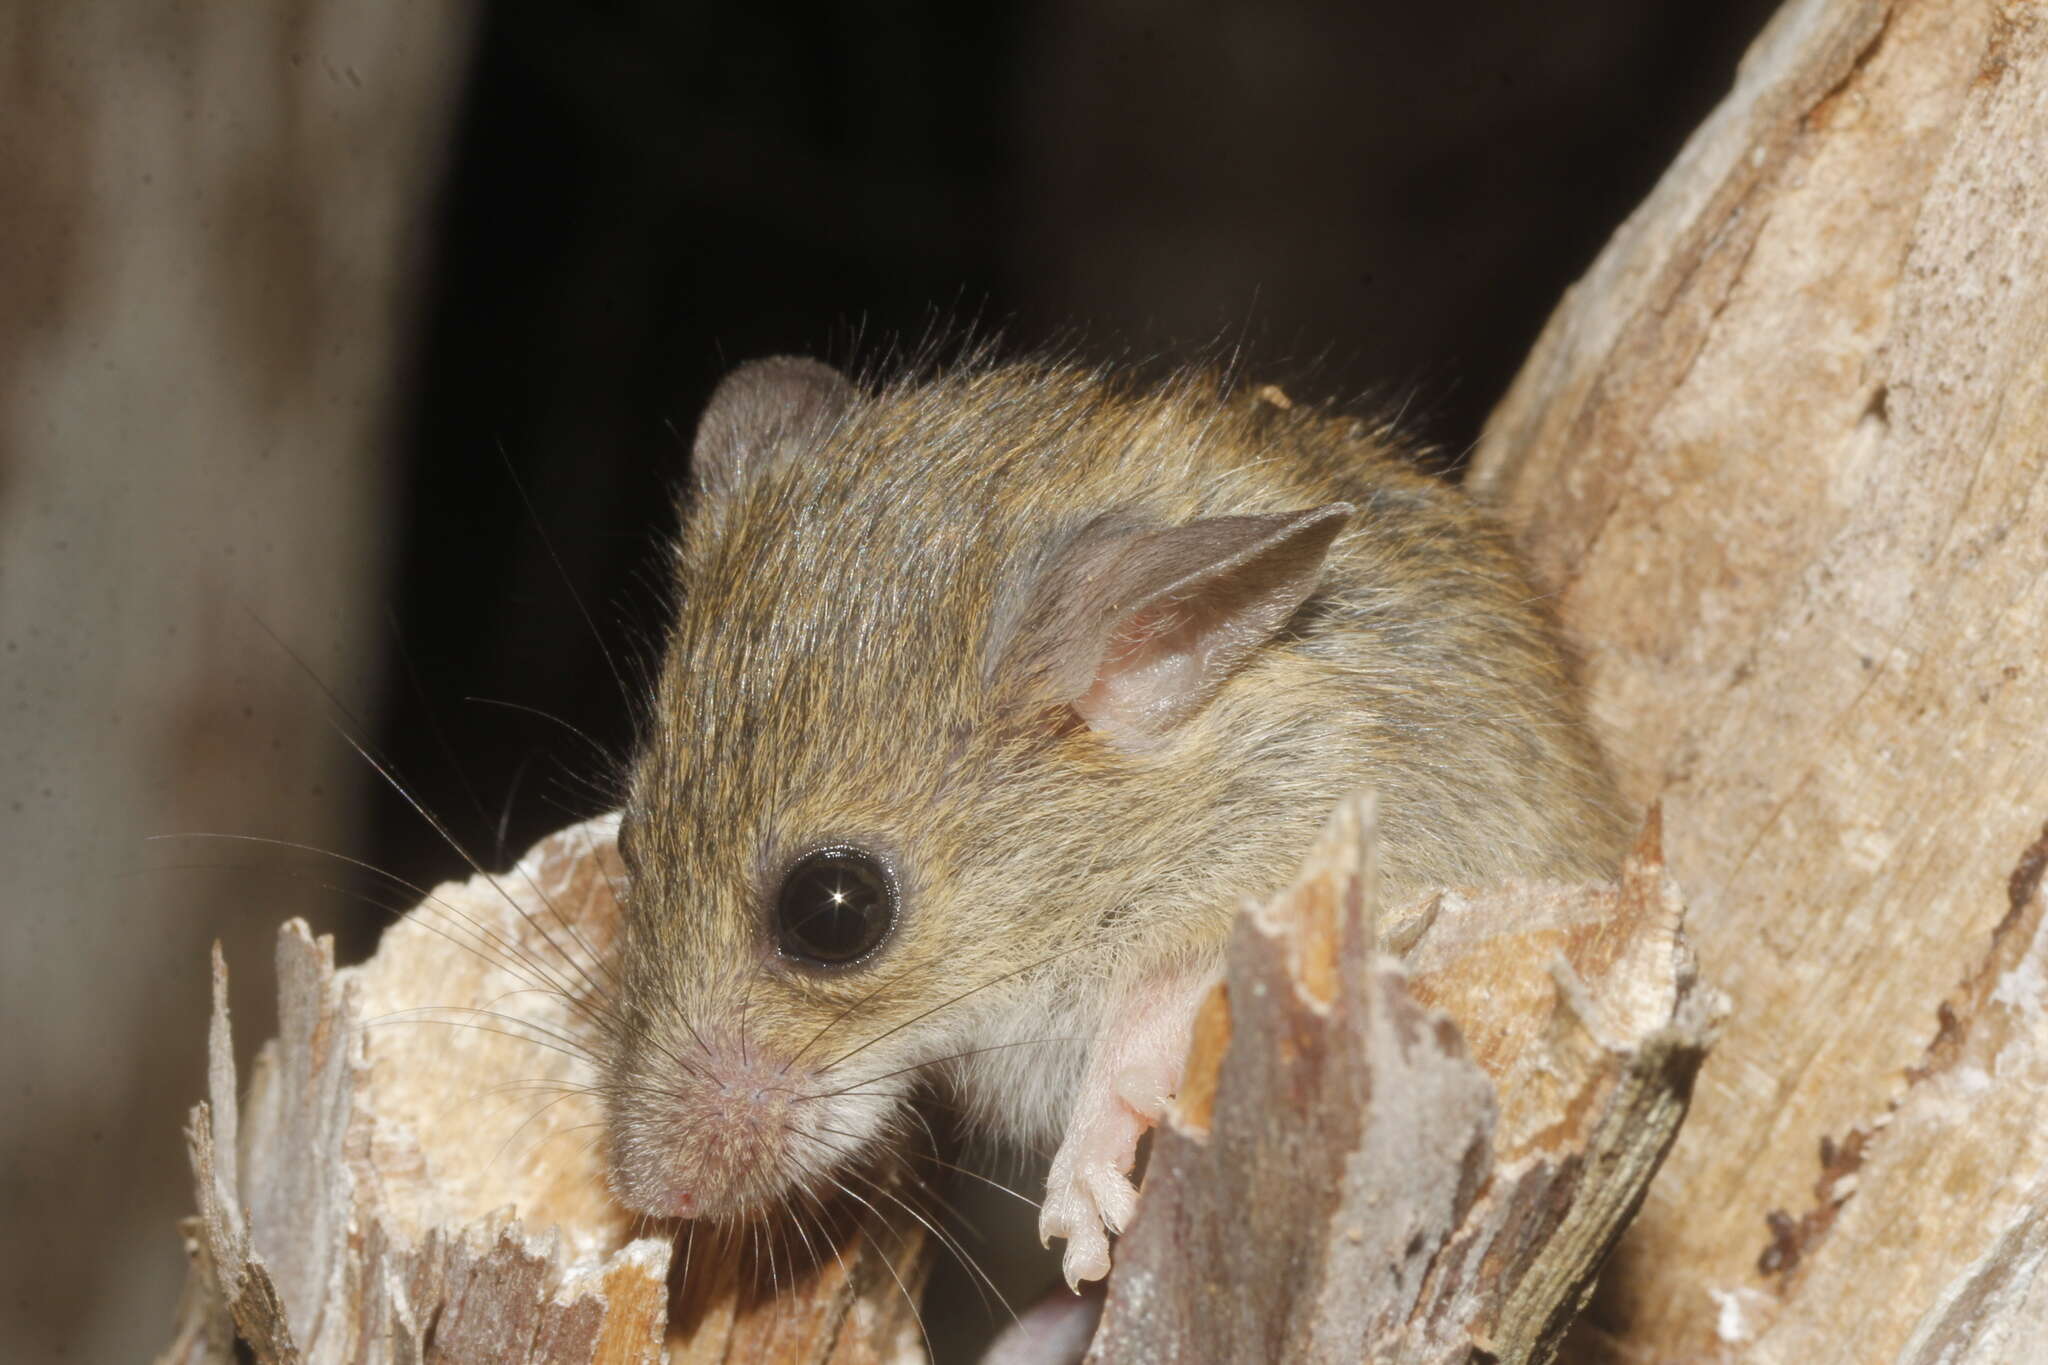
1470 0 2048 1356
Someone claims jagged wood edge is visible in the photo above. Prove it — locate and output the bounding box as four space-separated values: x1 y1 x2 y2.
159 816 933 1365
1087 796 1718 1364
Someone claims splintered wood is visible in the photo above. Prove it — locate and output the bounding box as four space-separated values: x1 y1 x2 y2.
157 816 930 1365
1085 797 1719 1365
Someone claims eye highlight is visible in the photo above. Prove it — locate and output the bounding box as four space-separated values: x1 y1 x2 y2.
776 846 897 967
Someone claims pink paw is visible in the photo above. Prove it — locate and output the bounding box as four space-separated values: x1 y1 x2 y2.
1037 972 1208 1288
1038 1103 1144 1287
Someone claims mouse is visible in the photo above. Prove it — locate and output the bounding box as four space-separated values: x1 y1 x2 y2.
598 353 1629 1290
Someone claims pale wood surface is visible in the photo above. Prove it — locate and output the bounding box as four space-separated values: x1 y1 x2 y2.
162 817 932 1364
1469 0 2048 1356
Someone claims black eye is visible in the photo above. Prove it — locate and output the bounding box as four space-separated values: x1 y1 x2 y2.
776 847 897 967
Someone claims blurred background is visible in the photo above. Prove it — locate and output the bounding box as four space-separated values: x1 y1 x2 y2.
1 1 1776 1358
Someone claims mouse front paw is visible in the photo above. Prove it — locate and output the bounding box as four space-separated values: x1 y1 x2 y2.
1037 966 1214 1289
1038 1104 1145 1288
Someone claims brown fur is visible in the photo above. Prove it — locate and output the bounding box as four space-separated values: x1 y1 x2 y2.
602 358 1628 1222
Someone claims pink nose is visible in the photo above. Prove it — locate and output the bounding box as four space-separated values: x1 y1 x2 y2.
663 1189 698 1218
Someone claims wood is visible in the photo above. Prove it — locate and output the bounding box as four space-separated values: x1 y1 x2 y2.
160 817 932 1364
1467 0 2048 1356
1085 798 1717 1365
166 801 1711 1365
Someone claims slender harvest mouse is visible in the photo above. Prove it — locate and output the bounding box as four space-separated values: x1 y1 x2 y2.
600 354 1628 1288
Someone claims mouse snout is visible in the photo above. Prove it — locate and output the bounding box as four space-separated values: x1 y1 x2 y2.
605 1038 811 1222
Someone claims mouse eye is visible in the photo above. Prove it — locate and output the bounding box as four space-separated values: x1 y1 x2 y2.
776 847 897 967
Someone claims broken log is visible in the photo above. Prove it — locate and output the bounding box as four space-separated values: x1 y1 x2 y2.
1085 800 1718 1365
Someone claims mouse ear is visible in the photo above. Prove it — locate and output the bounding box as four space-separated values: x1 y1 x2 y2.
691 356 856 502
995 503 1353 748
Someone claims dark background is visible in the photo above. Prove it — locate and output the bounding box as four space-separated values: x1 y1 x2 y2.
368 0 1779 929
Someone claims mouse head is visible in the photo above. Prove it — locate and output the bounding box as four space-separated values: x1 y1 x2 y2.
602 357 1352 1223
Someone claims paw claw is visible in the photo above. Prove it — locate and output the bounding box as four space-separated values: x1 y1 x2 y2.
1041 1180 1112 1287
1087 1168 1139 1234
1041 1132 1142 1282
1037 1178 1086 1249
1061 1235 1110 1291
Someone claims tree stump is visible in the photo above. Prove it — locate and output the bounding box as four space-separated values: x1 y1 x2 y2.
159 817 935 1365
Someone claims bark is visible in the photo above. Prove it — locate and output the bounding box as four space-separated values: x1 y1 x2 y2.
1086 801 1717 1365
160 817 934 1364
1467 0 2048 1358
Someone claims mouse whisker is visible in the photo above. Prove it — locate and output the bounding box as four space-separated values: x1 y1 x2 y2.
776 1185 827 1284
818 940 1096 1073
484 1086 596 1174
482 1078 597 1099
901 1146 1042 1210
358 1011 596 1068
779 960 918 1076
830 1158 1014 1324
461 695 619 768
656 977 722 1075
597 1007 719 1085
823 1175 936 1362
758 1207 779 1301
892 1102 946 1168
481 1090 606 1136
148 832 596 1017
350 732 623 1015
492 439 640 719
362 1005 601 1067
784 1179 854 1284
770 1211 794 1300
801 1035 1091 1101
804 1123 986 1236
246 614 627 1013
559 1124 613 1175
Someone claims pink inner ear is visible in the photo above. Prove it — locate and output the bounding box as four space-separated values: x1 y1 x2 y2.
1074 598 1240 741
1030 501 1352 748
